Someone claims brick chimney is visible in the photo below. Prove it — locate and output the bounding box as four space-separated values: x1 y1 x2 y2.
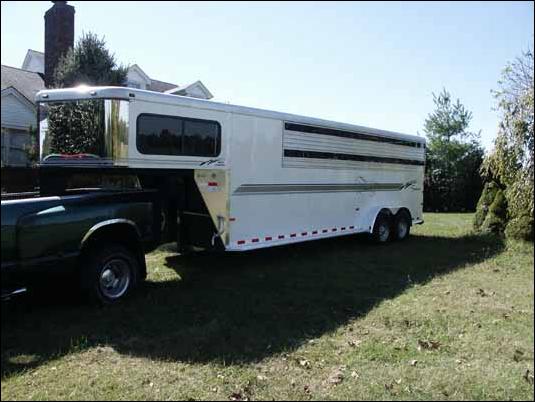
44 1 75 87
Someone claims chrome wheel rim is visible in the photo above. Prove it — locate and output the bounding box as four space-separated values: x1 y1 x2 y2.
398 220 408 239
99 258 130 299
379 222 390 242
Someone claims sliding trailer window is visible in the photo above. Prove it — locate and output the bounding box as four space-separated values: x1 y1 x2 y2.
137 113 221 157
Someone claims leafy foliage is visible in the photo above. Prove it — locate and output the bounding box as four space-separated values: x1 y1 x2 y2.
477 46 534 241
53 32 128 88
423 89 484 212
474 181 501 231
23 126 39 166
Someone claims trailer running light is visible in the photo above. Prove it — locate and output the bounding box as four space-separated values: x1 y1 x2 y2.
208 182 218 187
233 224 362 248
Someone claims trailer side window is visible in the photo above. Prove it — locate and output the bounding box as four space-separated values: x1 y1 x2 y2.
183 119 220 156
137 115 182 155
137 114 220 157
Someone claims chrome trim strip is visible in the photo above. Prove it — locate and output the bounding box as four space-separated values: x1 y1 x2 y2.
80 218 141 248
182 211 212 218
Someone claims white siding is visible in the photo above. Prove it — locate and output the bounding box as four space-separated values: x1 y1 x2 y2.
184 85 208 99
1 93 36 130
126 69 150 89
25 56 45 74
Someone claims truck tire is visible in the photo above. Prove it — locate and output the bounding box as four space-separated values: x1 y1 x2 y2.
392 210 411 241
371 213 392 244
80 244 140 305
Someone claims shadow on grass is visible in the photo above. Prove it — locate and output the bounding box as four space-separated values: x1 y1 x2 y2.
1 232 504 377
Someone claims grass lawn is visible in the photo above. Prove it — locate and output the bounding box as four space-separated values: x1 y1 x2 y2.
1 213 533 400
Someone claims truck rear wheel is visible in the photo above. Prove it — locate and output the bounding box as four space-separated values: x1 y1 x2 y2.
80 244 140 305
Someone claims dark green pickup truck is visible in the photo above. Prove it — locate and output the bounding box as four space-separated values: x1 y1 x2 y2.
1 187 161 304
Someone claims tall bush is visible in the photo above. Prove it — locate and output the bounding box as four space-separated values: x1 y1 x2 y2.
476 46 534 241
423 89 485 212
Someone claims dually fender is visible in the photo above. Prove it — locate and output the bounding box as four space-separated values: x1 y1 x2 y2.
79 218 142 249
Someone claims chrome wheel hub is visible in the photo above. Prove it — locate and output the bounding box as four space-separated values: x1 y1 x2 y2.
99 259 130 299
398 221 408 239
379 223 390 242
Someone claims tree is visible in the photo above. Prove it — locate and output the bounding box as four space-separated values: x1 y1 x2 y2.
23 125 39 166
46 32 128 156
476 46 534 241
53 32 128 88
423 89 485 212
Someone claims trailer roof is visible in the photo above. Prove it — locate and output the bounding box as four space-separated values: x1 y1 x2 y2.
36 86 425 144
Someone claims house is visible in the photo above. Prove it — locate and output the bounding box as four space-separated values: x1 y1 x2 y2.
1 1 213 166
1 66 45 166
20 52 213 100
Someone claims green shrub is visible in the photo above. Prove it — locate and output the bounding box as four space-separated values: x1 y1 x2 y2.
481 189 507 234
505 215 534 241
474 182 499 231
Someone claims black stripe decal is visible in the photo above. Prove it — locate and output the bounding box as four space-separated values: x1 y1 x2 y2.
284 149 425 166
285 122 423 148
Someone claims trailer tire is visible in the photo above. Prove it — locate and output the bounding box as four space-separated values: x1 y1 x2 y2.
80 244 140 305
392 210 411 241
371 213 392 244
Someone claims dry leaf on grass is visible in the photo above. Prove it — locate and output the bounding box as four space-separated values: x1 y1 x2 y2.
348 339 362 348
409 359 418 367
513 349 525 362
417 339 441 351
298 358 311 369
524 369 534 385
229 392 248 401
328 371 344 385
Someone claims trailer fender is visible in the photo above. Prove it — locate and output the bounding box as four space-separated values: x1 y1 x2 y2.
366 207 414 233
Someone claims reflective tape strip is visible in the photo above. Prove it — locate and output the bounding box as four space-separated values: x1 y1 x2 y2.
233 224 362 247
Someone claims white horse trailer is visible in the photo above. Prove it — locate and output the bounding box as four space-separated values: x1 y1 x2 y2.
36 86 425 252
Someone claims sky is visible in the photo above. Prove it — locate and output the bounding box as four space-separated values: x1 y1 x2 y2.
1 1 533 150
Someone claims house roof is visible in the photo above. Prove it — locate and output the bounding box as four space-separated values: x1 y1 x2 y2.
164 80 213 99
1 65 45 104
148 78 179 93
17 49 214 99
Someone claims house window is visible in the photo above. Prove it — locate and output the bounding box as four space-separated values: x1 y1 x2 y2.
1 127 31 166
127 81 141 89
137 113 221 157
